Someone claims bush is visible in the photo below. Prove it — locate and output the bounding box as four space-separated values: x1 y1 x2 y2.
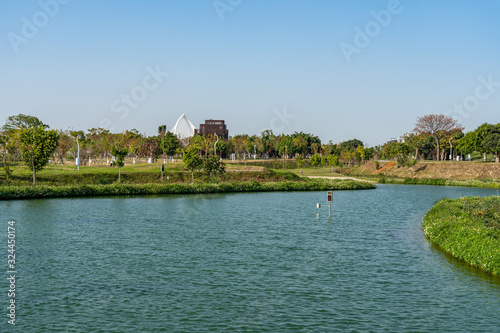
396 155 418 169
202 156 225 176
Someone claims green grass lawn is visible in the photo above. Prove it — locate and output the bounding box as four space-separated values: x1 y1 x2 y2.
0 160 189 185
3 160 185 175
423 196 500 276
0 160 305 186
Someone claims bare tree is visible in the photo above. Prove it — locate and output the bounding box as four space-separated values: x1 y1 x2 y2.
414 114 463 161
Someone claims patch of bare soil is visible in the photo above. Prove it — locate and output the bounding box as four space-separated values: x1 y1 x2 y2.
226 165 265 172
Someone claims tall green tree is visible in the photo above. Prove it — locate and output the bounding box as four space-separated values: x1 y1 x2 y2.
19 126 59 185
363 147 375 161
182 145 202 182
292 136 308 157
160 131 180 162
414 114 463 161
483 128 500 163
0 132 9 164
339 139 364 152
245 135 257 156
310 153 321 168
327 154 341 169
158 125 167 136
139 136 161 161
457 123 499 160
2 114 49 132
260 130 276 157
381 141 410 159
110 147 128 182
215 139 229 157
277 135 294 157
296 155 305 174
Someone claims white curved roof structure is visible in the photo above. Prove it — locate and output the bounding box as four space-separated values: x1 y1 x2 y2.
171 114 196 139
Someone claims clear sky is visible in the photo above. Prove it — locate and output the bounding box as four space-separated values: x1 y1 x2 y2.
1 0 499 146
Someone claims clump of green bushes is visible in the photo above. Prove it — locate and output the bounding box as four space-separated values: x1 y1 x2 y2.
396 155 418 168
423 196 500 276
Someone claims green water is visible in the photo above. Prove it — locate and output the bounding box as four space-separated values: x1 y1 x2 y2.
2 185 500 332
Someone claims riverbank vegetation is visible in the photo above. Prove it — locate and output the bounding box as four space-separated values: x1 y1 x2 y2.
423 196 500 276
377 177 500 188
0 178 375 200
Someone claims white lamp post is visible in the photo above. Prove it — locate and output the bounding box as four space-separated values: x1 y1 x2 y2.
214 133 219 156
75 136 80 170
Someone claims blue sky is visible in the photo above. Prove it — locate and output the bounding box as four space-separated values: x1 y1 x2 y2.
1 0 499 146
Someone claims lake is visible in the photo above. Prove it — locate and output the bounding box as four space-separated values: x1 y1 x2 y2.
1 184 500 332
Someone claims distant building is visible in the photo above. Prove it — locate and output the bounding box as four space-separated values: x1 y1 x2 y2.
171 114 196 139
397 133 412 144
195 119 229 139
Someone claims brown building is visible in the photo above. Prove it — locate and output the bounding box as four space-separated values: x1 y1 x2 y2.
195 119 229 139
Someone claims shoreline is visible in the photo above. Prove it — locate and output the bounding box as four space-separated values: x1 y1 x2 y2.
423 197 500 277
376 177 500 188
0 179 376 200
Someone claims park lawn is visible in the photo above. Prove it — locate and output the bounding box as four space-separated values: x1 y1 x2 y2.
0 160 303 186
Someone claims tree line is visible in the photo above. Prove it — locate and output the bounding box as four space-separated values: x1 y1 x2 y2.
0 114 376 166
1 113 499 184
379 114 500 163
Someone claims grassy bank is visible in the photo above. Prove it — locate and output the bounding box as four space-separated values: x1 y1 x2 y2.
0 178 376 200
352 160 500 185
377 177 500 188
287 164 500 188
423 196 500 276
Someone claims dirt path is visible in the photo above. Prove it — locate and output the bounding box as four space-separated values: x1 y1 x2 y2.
305 176 376 183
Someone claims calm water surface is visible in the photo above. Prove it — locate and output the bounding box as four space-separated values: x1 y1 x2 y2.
1 184 500 332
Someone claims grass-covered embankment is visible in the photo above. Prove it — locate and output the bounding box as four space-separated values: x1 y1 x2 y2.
0 178 376 200
378 177 500 188
423 196 500 276
351 160 500 187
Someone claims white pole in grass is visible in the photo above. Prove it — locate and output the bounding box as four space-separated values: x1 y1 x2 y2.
449 137 453 161
76 136 80 171
214 133 219 156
